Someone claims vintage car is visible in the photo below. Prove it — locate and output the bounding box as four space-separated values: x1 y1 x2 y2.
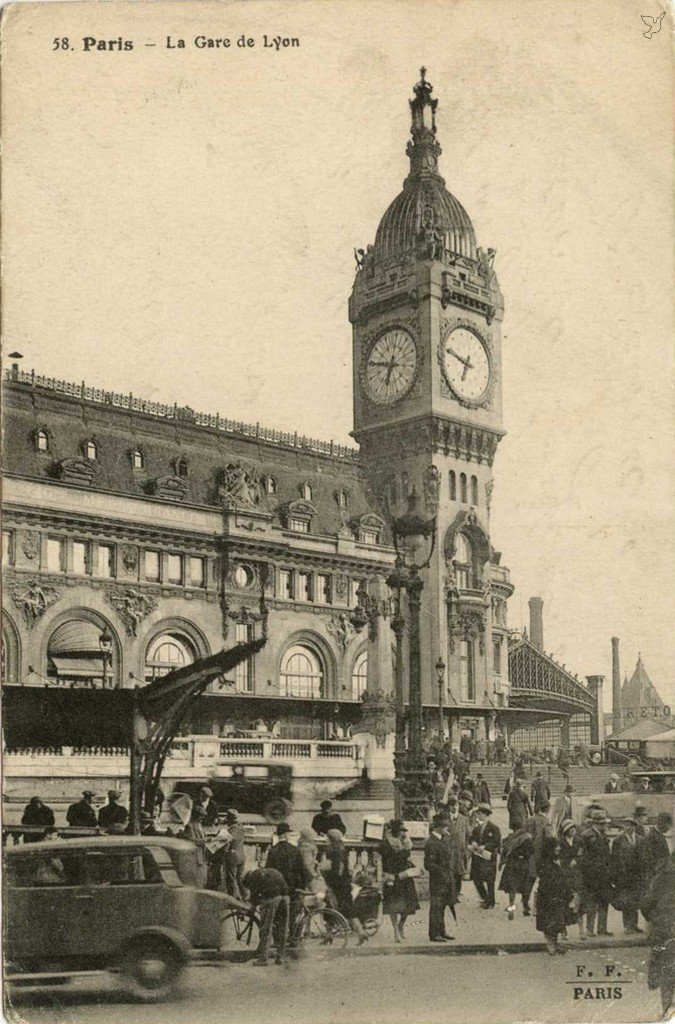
3 835 239 1000
169 761 293 823
577 770 675 833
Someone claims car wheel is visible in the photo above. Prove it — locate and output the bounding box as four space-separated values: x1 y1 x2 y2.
118 936 185 1002
264 798 291 824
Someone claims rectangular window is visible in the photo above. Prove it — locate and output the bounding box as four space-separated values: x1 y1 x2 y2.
167 554 183 585
72 541 89 575
234 622 253 691
188 556 205 588
289 518 309 534
455 566 469 590
493 639 502 675
278 569 293 600
316 574 331 604
97 544 114 578
145 550 161 582
361 529 379 546
298 572 312 602
46 537 65 573
459 640 475 702
2 530 13 566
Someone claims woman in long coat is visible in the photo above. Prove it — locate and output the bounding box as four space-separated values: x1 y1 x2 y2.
380 820 420 942
558 820 585 939
535 836 575 954
322 829 367 943
499 827 536 919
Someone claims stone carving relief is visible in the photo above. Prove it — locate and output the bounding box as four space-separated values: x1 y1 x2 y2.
218 462 263 510
352 689 396 748
121 545 139 574
423 465 440 515
326 612 356 653
449 609 486 655
21 531 40 561
146 476 189 501
334 575 348 601
11 579 60 627
54 458 100 486
106 588 157 637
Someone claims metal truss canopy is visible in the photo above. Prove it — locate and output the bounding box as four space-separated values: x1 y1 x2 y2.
508 638 596 716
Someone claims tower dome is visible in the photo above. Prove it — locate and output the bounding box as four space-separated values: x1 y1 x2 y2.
372 70 477 264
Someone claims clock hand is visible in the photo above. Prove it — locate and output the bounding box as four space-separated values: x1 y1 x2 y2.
461 359 474 381
446 346 472 368
384 357 397 386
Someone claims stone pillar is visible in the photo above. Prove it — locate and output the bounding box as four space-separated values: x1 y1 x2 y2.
611 637 622 736
586 675 605 745
560 716 571 749
528 597 544 651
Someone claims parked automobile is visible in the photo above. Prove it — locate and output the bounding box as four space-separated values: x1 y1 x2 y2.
3 835 239 1001
577 770 675 834
169 762 293 823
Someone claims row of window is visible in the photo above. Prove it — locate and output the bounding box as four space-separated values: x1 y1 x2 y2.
276 570 364 607
390 472 482 507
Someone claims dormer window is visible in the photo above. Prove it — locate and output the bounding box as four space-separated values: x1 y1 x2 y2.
175 456 189 478
281 499 316 534
361 529 379 546
84 440 98 461
289 518 309 534
36 429 49 453
300 482 313 501
132 449 144 470
353 513 384 547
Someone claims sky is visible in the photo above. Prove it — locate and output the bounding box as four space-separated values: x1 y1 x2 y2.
3 0 673 711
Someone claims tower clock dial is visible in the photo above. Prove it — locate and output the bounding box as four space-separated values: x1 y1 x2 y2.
442 327 491 403
364 329 417 405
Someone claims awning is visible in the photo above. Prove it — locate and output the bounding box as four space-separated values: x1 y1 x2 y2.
50 657 103 678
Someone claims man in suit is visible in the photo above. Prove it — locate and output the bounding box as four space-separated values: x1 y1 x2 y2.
475 773 491 806
440 796 470 896
530 771 551 813
639 812 673 892
506 779 532 832
526 800 553 866
553 784 575 835
579 808 613 937
469 804 501 908
265 822 310 931
223 808 247 898
311 800 346 836
66 789 97 828
611 818 643 934
196 786 220 827
97 790 129 829
242 867 290 966
605 773 621 794
424 815 456 941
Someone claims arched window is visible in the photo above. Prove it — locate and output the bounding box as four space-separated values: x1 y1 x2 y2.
36 429 49 453
470 475 478 505
175 456 189 478
351 650 368 700
460 473 467 503
84 440 98 461
449 471 456 501
336 490 347 509
47 619 118 688
145 632 195 682
300 482 313 501
454 533 473 590
132 449 144 470
280 644 324 699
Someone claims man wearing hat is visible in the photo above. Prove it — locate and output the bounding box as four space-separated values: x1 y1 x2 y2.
197 786 220 827
605 773 621 794
553 783 575 835
97 790 129 829
242 866 289 966
441 795 470 896
639 812 673 890
265 822 310 935
468 804 501 909
530 771 551 814
579 808 613 937
610 818 643 934
506 778 532 832
224 809 247 898
66 789 97 828
634 805 650 838
424 815 456 940
311 799 346 837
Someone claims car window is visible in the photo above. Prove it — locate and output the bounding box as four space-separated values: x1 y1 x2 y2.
244 766 268 778
5 851 86 888
84 849 163 886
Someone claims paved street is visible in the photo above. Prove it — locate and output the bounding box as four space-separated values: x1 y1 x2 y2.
6 946 661 1024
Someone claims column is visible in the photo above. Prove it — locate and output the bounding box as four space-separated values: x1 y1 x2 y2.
560 716 571 749
586 675 605 745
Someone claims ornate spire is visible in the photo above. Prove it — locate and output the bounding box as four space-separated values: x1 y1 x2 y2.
406 68 443 184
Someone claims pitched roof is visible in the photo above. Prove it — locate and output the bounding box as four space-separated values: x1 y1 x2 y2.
606 717 666 741
621 655 664 711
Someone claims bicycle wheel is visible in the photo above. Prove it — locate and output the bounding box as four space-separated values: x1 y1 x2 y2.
298 907 350 949
221 909 260 947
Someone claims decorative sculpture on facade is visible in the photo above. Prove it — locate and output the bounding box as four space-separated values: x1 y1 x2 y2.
423 464 440 515
353 688 396 749
217 462 263 510
107 588 157 636
326 612 356 653
121 545 139 574
21 532 40 561
11 579 60 626
448 608 486 655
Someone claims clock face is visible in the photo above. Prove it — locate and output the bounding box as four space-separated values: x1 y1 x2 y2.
365 329 417 404
442 327 491 403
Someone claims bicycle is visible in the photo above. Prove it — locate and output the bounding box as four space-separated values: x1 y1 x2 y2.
222 891 351 951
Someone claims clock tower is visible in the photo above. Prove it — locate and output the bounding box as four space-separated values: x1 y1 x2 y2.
350 71 513 737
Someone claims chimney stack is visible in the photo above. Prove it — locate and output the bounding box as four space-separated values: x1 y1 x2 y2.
611 637 622 735
528 597 544 650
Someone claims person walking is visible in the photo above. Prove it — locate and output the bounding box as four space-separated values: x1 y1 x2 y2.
242 867 290 966
507 778 532 831
266 822 310 931
475 773 491 806
535 836 575 955
66 790 97 828
475 738 486 766
380 820 420 943
610 817 643 934
322 829 367 942
558 820 586 940
530 771 551 813
552 784 575 835
311 800 346 837
223 808 246 898
499 825 536 919
578 808 613 938
441 796 470 897
527 801 553 866
196 786 220 827
21 796 55 842
642 852 675 1018
469 804 501 909
97 790 128 829
424 815 456 941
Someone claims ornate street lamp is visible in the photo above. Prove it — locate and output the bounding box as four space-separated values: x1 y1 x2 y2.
435 656 446 741
99 627 113 689
387 488 437 820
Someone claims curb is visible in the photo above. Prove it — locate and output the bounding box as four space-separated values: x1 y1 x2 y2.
196 936 647 965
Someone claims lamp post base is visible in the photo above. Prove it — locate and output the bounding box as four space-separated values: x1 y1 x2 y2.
394 754 434 822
